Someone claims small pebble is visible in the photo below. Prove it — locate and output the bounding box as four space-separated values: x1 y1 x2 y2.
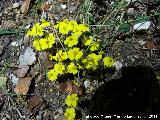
60 4 67 9
138 40 146 46
69 6 76 13
114 61 123 70
127 8 134 15
12 3 20 9
84 80 90 88
133 21 151 30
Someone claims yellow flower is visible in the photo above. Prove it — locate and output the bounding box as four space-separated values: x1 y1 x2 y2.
103 56 115 67
44 33 56 48
64 35 78 47
40 19 50 28
90 42 100 51
64 107 75 120
88 53 101 61
68 62 78 74
27 22 43 37
98 50 104 60
59 22 70 34
72 25 82 36
82 53 101 70
39 38 48 50
49 54 54 60
79 24 90 32
47 69 59 81
33 33 55 51
68 48 83 61
33 38 42 51
54 63 65 74
83 37 93 46
65 94 79 107
68 20 78 30
54 50 68 61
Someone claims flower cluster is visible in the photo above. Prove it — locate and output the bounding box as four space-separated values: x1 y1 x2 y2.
54 19 89 35
27 20 55 51
26 19 116 120
64 94 79 120
33 33 55 51
26 19 115 81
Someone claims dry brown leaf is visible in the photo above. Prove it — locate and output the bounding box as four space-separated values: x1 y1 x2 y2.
20 0 31 14
14 77 32 95
39 3 50 12
58 0 67 3
145 41 159 50
39 52 54 69
59 81 83 95
14 66 29 78
28 96 46 114
1 20 16 29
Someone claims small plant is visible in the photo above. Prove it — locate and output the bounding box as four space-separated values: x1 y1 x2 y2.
26 18 115 119
64 94 79 120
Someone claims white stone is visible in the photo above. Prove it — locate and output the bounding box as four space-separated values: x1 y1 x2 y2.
18 47 36 68
138 40 146 46
133 21 151 30
24 24 31 29
13 3 20 9
11 41 19 46
126 0 136 4
84 80 90 88
9 73 19 85
127 8 134 15
114 61 123 70
61 4 67 9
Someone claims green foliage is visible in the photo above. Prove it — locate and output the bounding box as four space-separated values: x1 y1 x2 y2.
135 16 150 23
153 0 160 4
118 23 130 32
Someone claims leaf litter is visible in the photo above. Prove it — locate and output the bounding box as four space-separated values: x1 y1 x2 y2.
0 0 160 119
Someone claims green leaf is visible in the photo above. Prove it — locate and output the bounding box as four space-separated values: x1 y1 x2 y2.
118 23 130 32
0 29 25 35
153 0 160 4
135 16 150 23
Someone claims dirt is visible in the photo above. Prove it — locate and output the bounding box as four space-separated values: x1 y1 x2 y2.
0 0 160 120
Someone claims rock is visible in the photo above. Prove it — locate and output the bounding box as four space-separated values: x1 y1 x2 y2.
138 40 146 46
114 61 123 70
18 47 36 68
13 3 20 9
61 4 67 9
133 21 151 30
69 5 76 13
11 41 19 46
9 73 19 85
127 8 134 15
84 80 90 88
126 0 136 4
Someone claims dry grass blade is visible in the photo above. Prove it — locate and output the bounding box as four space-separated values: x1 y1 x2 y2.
20 0 31 14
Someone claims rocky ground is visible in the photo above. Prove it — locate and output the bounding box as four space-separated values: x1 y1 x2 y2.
0 0 160 120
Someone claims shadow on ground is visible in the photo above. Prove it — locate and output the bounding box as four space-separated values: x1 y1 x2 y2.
88 66 160 119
